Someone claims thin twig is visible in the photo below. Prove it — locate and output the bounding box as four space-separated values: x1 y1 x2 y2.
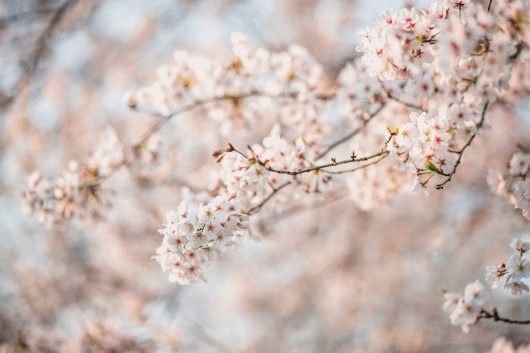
383 88 424 111
324 153 388 175
315 103 386 161
135 92 264 147
2 0 82 109
242 135 394 214
255 132 394 176
261 192 349 223
257 150 388 176
479 309 530 325
135 90 340 148
247 181 291 215
435 101 489 190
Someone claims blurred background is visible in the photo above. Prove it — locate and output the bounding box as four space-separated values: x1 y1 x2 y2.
1 0 530 352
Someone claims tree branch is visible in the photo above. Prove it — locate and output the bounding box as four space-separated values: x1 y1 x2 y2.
2 0 83 109
383 87 424 111
435 101 489 190
315 103 386 161
479 309 530 325
258 150 388 176
243 135 395 214
324 154 388 175
135 90 341 148
247 181 292 215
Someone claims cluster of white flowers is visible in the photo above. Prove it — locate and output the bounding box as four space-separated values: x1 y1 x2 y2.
488 151 530 220
356 0 527 190
152 196 250 284
211 124 334 212
21 129 127 225
127 33 322 126
443 239 530 332
443 280 487 333
486 239 530 297
355 0 522 84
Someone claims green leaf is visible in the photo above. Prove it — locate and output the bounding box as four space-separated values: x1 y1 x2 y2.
425 161 441 174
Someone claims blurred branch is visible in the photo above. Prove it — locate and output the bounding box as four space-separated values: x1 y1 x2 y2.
0 7 60 26
1 0 96 110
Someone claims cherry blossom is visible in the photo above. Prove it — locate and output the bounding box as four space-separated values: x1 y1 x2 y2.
443 280 487 333
153 196 250 284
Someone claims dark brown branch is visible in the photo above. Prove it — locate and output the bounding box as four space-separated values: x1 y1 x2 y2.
435 101 489 190
487 0 493 12
479 309 530 325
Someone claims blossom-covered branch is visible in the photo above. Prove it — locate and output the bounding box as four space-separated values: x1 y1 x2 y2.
445 239 530 332
21 0 530 293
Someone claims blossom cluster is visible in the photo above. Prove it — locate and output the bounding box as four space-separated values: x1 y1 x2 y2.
355 0 530 189
443 280 487 333
152 196 250 284
211 124 333 212
355 0 523 84
127 33 322 128
488 151 530 220
486 238 530 297
21 129 127 225
444 238 530 332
